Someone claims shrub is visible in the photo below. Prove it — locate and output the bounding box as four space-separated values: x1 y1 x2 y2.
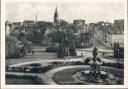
29 63 41 66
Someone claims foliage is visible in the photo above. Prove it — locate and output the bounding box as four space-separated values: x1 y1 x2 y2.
74 32 93 48
47 31 66 43
21 21 53 43
113 42 124 58
6 36 23 58
57 44 65 58
80 32 92 42
6 34 32 59
29 63 41 66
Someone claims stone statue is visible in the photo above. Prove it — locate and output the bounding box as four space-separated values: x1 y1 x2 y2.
90 47 102 75
72 47 121 84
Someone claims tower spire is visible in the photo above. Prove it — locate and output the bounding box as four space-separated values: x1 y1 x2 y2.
54 6 59 23
55 6 58 14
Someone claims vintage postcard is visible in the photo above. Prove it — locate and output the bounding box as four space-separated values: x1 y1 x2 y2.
0 0 128 88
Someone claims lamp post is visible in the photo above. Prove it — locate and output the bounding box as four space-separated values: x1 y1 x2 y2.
115 43 120 68
117 45 120 68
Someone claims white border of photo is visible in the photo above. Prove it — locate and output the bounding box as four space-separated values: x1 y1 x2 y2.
1 0 128 88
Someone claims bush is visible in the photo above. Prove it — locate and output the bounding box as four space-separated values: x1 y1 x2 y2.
29 63 41 66
46 47 58 52
113 43 124 58
6 35 32 59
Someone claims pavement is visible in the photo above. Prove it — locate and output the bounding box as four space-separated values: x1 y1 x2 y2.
9 58 83 67
95 38 111 49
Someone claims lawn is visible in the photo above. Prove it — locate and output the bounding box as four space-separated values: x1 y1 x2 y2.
6 52 60 66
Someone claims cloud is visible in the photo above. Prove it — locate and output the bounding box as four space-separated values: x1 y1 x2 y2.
16 4 34 21
59 3 124 23
6 1 124 23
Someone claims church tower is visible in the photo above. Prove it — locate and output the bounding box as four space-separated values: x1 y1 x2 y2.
54 7 59 23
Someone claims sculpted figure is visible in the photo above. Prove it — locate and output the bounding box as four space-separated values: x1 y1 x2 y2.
90 47 102 75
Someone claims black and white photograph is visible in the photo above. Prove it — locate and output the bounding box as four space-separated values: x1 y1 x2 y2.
1 0 128 88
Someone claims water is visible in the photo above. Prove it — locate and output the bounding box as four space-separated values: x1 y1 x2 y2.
6 77 37 85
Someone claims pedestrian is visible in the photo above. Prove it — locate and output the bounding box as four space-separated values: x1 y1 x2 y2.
32 50 34 55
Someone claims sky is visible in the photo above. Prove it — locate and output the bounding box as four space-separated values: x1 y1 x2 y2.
6 0 125 24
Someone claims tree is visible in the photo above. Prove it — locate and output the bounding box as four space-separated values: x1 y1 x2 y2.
6 33 32 58
113 42 124 58
74 32 92 48
69 40 76 56
57 44 64 58
47 31 66 43
6 36 20 58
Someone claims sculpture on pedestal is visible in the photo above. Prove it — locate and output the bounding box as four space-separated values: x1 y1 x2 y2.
72 47 120 85
90 47 102 76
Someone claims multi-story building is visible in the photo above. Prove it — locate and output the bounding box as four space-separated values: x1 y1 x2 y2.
107 31 124 47
106 19 124 48
5 21 12 35
73 19 85 26
92 22 103 40
92 21 112 43
73 19 88 33
22 20 35 27
113 19 124 30
95 29 103 40
12 22 21 29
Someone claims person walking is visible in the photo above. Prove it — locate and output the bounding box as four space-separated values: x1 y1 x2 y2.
32 49 35 55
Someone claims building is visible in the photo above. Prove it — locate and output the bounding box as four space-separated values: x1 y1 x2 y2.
88 23 96 33
5 21 12 35
54 7 59 24
12 22 21 29
73 19 88 33
73 19 85 26
113 19 124 30
91 21 112 43
107 31 124 47
22 20 35 27
101 22 112 43
95 29 103 40
91 22 103 40
106 19 124 47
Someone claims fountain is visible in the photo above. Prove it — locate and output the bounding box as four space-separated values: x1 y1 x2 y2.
72 47 122 85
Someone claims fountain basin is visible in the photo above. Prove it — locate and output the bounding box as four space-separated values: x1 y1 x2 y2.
52 66 123 85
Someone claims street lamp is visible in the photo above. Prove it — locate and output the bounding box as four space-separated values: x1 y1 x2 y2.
115 42 120 68
117 45 120 68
